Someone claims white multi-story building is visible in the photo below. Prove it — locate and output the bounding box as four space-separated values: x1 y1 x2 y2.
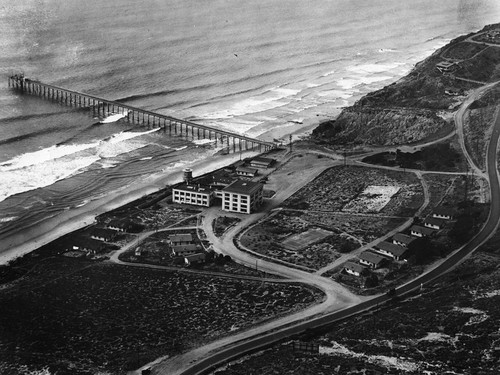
172 184 213 207
222 180 263 214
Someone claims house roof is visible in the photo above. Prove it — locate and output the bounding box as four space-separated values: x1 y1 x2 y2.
411 225 436 236
433 207 454 217
184 253 206 261
344 261 367 274
375 241 407 257
107 219 131 228
172 244 198 252
251 157 274 165
223 180 263 195
424 217 445 227
73 237 105 251
236 166 258 175
169 233 194 243
91 228 117 239
392 233 415 245
359 251 385 265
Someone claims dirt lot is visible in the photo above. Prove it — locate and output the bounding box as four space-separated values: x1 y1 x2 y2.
211 252 500 375
283 166 424 217
0 260 322 375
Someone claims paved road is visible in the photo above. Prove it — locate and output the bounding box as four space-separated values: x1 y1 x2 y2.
165 83 500 375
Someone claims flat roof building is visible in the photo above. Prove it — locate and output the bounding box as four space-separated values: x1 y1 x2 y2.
172 184 214 207
236 166 258 177
222 180 263 214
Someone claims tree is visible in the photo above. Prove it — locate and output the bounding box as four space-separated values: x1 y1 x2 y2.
408 237 437 265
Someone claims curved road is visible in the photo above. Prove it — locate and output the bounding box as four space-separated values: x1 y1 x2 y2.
149 84 500 375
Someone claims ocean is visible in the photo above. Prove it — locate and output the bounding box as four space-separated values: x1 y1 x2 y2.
1 0 500 261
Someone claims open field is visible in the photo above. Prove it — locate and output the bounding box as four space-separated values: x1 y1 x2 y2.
211 252 500 375
282 166 423 217
0 260 322 375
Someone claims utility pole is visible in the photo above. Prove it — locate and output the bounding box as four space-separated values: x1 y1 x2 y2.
289 134 293 153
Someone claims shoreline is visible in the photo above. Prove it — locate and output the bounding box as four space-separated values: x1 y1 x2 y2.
0 149 260 266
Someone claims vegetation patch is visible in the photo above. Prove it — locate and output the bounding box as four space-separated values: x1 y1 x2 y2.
213 216 241 237
0 261 321 375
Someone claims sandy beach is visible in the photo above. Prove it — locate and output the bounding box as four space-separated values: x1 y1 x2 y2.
0 149 260 265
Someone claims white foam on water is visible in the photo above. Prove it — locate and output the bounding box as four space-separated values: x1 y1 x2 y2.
0 216 18 223
192 139 216 145
99 111 128 123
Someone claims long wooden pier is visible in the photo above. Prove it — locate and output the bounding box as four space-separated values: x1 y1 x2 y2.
8 75 276 153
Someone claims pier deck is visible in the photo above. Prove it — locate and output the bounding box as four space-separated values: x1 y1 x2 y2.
8 75 276 153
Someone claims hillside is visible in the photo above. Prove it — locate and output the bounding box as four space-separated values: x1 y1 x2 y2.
312 23 500 146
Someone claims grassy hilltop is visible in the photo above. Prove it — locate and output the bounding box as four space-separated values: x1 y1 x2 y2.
312 23 500 146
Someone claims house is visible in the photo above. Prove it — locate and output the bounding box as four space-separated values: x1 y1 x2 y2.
236 166 258 177
172 184 213 207
222 180 264 214
432 207 454 220
184 253 206 266
168 233 194 246
410 225 436 238
171 244 200 256
250 157 275 169
392 233 415 248
424 217 445 230
358 251 386 269
436 61 457 73
343 261 368 277
107 219 134 232
374 241 408 261
70 237 106 255
91 228 117 242
135 247 142 257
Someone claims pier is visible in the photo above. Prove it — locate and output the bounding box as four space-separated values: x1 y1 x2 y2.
8 75 276 153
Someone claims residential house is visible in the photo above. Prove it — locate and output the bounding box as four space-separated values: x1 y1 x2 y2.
184 253 206 266
168 233 193 246
70 237 106 255
432 207 454 220
424 217 445 230
374 241 408 261
236 166 258 178
250 157 275 169
410 225 436 238
436 61 457 73
392 233 415 248
222 180 263 214
358 251 386 269
107 219 134 232
171 244 200 257
91 228 117 242
343 261 368 277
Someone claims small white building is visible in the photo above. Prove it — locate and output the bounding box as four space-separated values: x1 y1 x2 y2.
358 251 386 269
250 157 274 169
184 253 206 266
424 217 445 230
432 207 454 220
410 225 436 238
222 180 263 214
168 233 194 246
436 61 457 73
343 261 368 277
392 233 415 248
172 184 213 207
374 241 408 261
236 166 258 177
171 244 199 256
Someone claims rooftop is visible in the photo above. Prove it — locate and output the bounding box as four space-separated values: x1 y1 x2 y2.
359 251 385 264
424 217 445 227
375 241 407 257
223 180 263 195
411 225 436 236
344 261 367 274
392 233 416 245
251 157 274 164
169 233 194 243
174 184 213 193
236 166 258 174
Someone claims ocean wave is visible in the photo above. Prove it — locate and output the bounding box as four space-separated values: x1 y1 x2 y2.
0 125 63 146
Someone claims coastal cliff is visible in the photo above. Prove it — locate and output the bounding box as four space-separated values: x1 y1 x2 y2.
313 23 500 146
